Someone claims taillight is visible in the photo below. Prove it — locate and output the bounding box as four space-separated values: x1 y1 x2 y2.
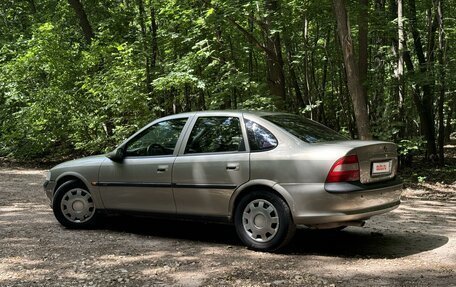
326 155 360 183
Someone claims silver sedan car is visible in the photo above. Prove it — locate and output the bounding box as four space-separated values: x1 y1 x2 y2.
44 111 402 251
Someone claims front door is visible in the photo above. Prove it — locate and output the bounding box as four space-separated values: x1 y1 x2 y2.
98 117 188 213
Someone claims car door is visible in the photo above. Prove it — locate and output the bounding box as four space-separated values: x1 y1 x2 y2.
173 114 250 216
98 117 189 213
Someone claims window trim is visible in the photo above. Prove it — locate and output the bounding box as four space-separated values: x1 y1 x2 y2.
123 117 190 158
179 115 248 156
244 119 278 153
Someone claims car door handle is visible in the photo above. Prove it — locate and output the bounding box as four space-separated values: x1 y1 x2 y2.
157 165 169 172
226 163 240 171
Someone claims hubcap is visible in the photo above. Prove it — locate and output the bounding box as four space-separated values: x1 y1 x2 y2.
242 199 279 243
60 188 95 223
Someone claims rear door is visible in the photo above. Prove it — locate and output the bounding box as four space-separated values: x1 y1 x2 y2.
172 114 250 216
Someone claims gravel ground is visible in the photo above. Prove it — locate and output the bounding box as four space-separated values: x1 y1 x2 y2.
0 167 455 287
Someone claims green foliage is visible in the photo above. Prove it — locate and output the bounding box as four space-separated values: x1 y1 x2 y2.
1 21 79 158
0 0 454 160
397 138 426 156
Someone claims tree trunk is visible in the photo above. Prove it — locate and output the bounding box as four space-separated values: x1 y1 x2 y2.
248 10 254 97
228 35 239 108
408 0 437 159
396 0 406 138
284 36 305 110
67 0 94 44
435 0 445 165
137 0 153 99
150 4 158 69
333 0 372 140
444 100 454 142
222 12 283 107
302 16 311 115
149 3 160 110
358 0 369 107
264 0 287 109
318 30 330 125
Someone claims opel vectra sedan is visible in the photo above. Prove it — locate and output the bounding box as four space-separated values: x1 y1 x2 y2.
44 111 402 251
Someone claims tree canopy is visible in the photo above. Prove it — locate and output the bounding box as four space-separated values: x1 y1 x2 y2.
0 0 454 163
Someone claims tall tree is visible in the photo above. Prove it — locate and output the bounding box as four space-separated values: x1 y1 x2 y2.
67 0 94 44
396 0 406 138
435 0 446 165
407 0 438 159
264 0 287 108
137 0 153 98
1 0 455 160
150 4 158 69
333 0 372 140
358 0 369 105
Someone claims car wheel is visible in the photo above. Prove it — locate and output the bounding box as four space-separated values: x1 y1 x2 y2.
234 191 295 252
52 180 98 229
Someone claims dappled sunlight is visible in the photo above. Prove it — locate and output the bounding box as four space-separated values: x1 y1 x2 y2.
0 169 46 175
384 200 456 234
170 270 210 287
1 166 455 286
0 204 54 225
0 257 52 283
94 253 169 268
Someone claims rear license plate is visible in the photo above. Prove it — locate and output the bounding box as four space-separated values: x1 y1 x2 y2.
372 160 392 175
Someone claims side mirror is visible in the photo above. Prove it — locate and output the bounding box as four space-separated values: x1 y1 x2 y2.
107 147 125 162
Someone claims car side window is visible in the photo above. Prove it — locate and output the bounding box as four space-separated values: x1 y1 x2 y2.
185 117 245 154
125 118 187 157
245 120 278 151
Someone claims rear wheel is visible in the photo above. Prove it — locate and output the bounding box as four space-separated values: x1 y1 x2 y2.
52 180 98 229
234 191 295 251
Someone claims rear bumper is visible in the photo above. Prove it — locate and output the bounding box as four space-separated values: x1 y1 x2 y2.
293 200 400 225
324 178 403 193
283 179 403 225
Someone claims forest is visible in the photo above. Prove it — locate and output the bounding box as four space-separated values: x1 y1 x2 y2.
0 0 454 164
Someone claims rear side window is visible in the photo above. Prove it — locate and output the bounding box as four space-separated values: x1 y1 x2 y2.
245 120 278 151
263 114 347 143
185 117 245 154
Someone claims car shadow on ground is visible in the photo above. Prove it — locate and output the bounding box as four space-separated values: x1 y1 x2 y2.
101 215 242 246
287 228 448 259
100 215 448 259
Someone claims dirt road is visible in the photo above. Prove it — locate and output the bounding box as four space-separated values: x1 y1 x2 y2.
0 167 455 286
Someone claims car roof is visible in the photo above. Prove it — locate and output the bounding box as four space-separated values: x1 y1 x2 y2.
161 110 289 119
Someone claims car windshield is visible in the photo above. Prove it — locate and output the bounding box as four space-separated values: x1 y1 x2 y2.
263 114 348 143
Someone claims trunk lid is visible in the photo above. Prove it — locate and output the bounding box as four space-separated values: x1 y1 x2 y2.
320 140 398 184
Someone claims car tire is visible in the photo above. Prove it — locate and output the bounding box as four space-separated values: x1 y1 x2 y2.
52 180 98 229
234 191 295 252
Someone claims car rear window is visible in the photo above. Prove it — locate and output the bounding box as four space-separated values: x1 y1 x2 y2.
263 114 348 143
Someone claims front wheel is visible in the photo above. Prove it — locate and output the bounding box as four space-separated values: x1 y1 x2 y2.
52 180 98 229
234 191 295 252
